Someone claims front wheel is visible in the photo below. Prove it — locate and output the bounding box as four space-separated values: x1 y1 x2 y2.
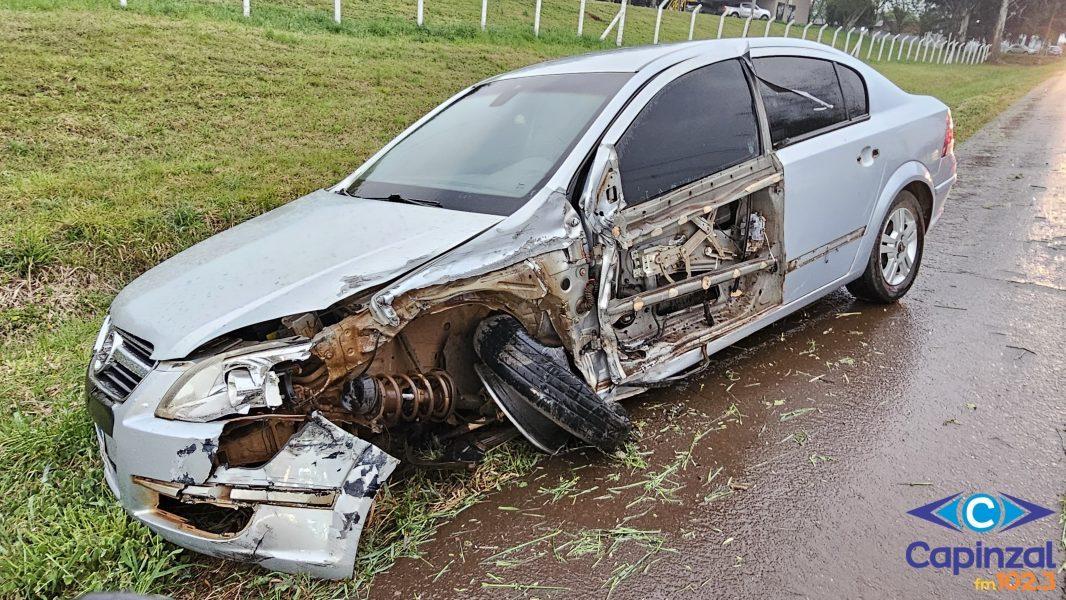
847 190 925 303
760 14 770 20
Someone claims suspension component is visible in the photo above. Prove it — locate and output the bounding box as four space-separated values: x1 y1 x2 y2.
341 370 456 426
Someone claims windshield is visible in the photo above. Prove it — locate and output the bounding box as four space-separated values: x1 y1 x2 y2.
348 73 630 216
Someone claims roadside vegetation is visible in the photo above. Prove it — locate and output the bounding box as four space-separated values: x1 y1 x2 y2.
1 0 1062 597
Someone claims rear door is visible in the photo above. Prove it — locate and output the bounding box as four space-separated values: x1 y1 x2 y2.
752 54 886 302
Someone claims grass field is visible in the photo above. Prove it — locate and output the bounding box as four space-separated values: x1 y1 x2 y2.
1 0 1063 597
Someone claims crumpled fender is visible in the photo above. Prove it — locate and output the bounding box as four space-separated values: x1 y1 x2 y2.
369 188 585 327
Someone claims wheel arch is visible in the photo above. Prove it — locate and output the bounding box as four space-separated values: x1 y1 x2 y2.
848 161 934 279
902 180 934 231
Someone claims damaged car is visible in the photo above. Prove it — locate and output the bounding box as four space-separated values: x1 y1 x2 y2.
86 38 956 578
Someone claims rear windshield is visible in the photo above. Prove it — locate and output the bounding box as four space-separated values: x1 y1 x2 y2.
348 73 630 216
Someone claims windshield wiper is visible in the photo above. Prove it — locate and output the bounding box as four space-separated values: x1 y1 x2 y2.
357 193 443 208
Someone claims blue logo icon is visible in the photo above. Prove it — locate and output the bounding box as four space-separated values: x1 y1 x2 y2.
908 492 1053 533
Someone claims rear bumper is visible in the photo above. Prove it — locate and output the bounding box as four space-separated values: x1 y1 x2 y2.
929 154 957 230
87 364 397 579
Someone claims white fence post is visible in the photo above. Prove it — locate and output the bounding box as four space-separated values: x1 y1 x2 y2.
801 22 812 39
480 0 487 31
599 10 621 40
120 0 127 7
783 19 794 38
577 0 585 36
534 0 542 36
742 13 753 37
615 0 627 46
831 26 842 49
844 26 854 52
877 32 888 60
653 0 669 45
763 15 772 37
867 32 878 59
688 5 701 40
817 23 828 43
896 35 906 60
853 28 865 56
417 0 423 26
333 0 340 23
242 0 248 16
716 13 725 39
906 35 917 60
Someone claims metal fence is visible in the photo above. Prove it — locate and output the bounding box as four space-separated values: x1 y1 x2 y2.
117 0 999 65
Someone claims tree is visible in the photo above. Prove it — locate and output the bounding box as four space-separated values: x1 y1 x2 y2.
990 0 1011 59
886 0 923 33
823 0 880 27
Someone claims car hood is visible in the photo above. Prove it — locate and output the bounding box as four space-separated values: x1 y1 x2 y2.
110 189 503 360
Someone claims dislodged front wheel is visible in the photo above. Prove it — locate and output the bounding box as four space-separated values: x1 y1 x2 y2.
474 315 632 452
847 189 925 303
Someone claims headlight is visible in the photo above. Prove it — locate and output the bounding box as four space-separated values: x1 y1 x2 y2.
90 315 113 371
155 339 312 422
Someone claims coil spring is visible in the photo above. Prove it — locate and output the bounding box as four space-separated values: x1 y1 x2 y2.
369 370 455 425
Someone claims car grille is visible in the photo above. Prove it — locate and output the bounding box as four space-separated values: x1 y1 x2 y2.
89 328 156 402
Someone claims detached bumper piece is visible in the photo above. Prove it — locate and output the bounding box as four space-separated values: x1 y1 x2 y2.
133 413 397 579
474 315 631 452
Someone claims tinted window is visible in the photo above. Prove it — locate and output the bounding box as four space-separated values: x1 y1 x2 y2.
616 60 760 205
835 63 869 119
753 56 847 147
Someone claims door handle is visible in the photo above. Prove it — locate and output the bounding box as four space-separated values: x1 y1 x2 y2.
857 146 879 166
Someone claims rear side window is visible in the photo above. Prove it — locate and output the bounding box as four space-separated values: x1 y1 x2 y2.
753 56 847 147
616 59 760 205
835 63 869 119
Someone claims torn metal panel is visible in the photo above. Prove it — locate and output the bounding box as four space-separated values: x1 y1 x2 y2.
137 413 397 579
369 188 586 328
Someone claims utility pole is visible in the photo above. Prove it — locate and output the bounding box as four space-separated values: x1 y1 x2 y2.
990 0 1010 62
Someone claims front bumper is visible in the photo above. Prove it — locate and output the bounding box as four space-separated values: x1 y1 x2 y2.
87 363 398 579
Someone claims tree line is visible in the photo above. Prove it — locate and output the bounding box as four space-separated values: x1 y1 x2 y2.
811 0 1063 59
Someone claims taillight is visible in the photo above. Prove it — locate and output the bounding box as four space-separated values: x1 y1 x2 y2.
941 111 955 158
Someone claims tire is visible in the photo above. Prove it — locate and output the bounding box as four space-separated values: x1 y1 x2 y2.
760 14 770 20
847 190 926 303
475 315 631 451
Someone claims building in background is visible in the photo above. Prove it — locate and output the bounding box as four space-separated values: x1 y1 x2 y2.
755 0 811 24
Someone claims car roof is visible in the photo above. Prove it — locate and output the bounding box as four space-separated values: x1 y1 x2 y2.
492 38 852 80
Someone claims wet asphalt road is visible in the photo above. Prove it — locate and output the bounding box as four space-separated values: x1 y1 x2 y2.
372 73 1066 599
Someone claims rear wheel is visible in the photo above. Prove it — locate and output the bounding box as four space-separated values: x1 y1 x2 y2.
847 190 925 303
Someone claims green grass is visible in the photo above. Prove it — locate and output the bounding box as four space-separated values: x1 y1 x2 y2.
0 0 1062 597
